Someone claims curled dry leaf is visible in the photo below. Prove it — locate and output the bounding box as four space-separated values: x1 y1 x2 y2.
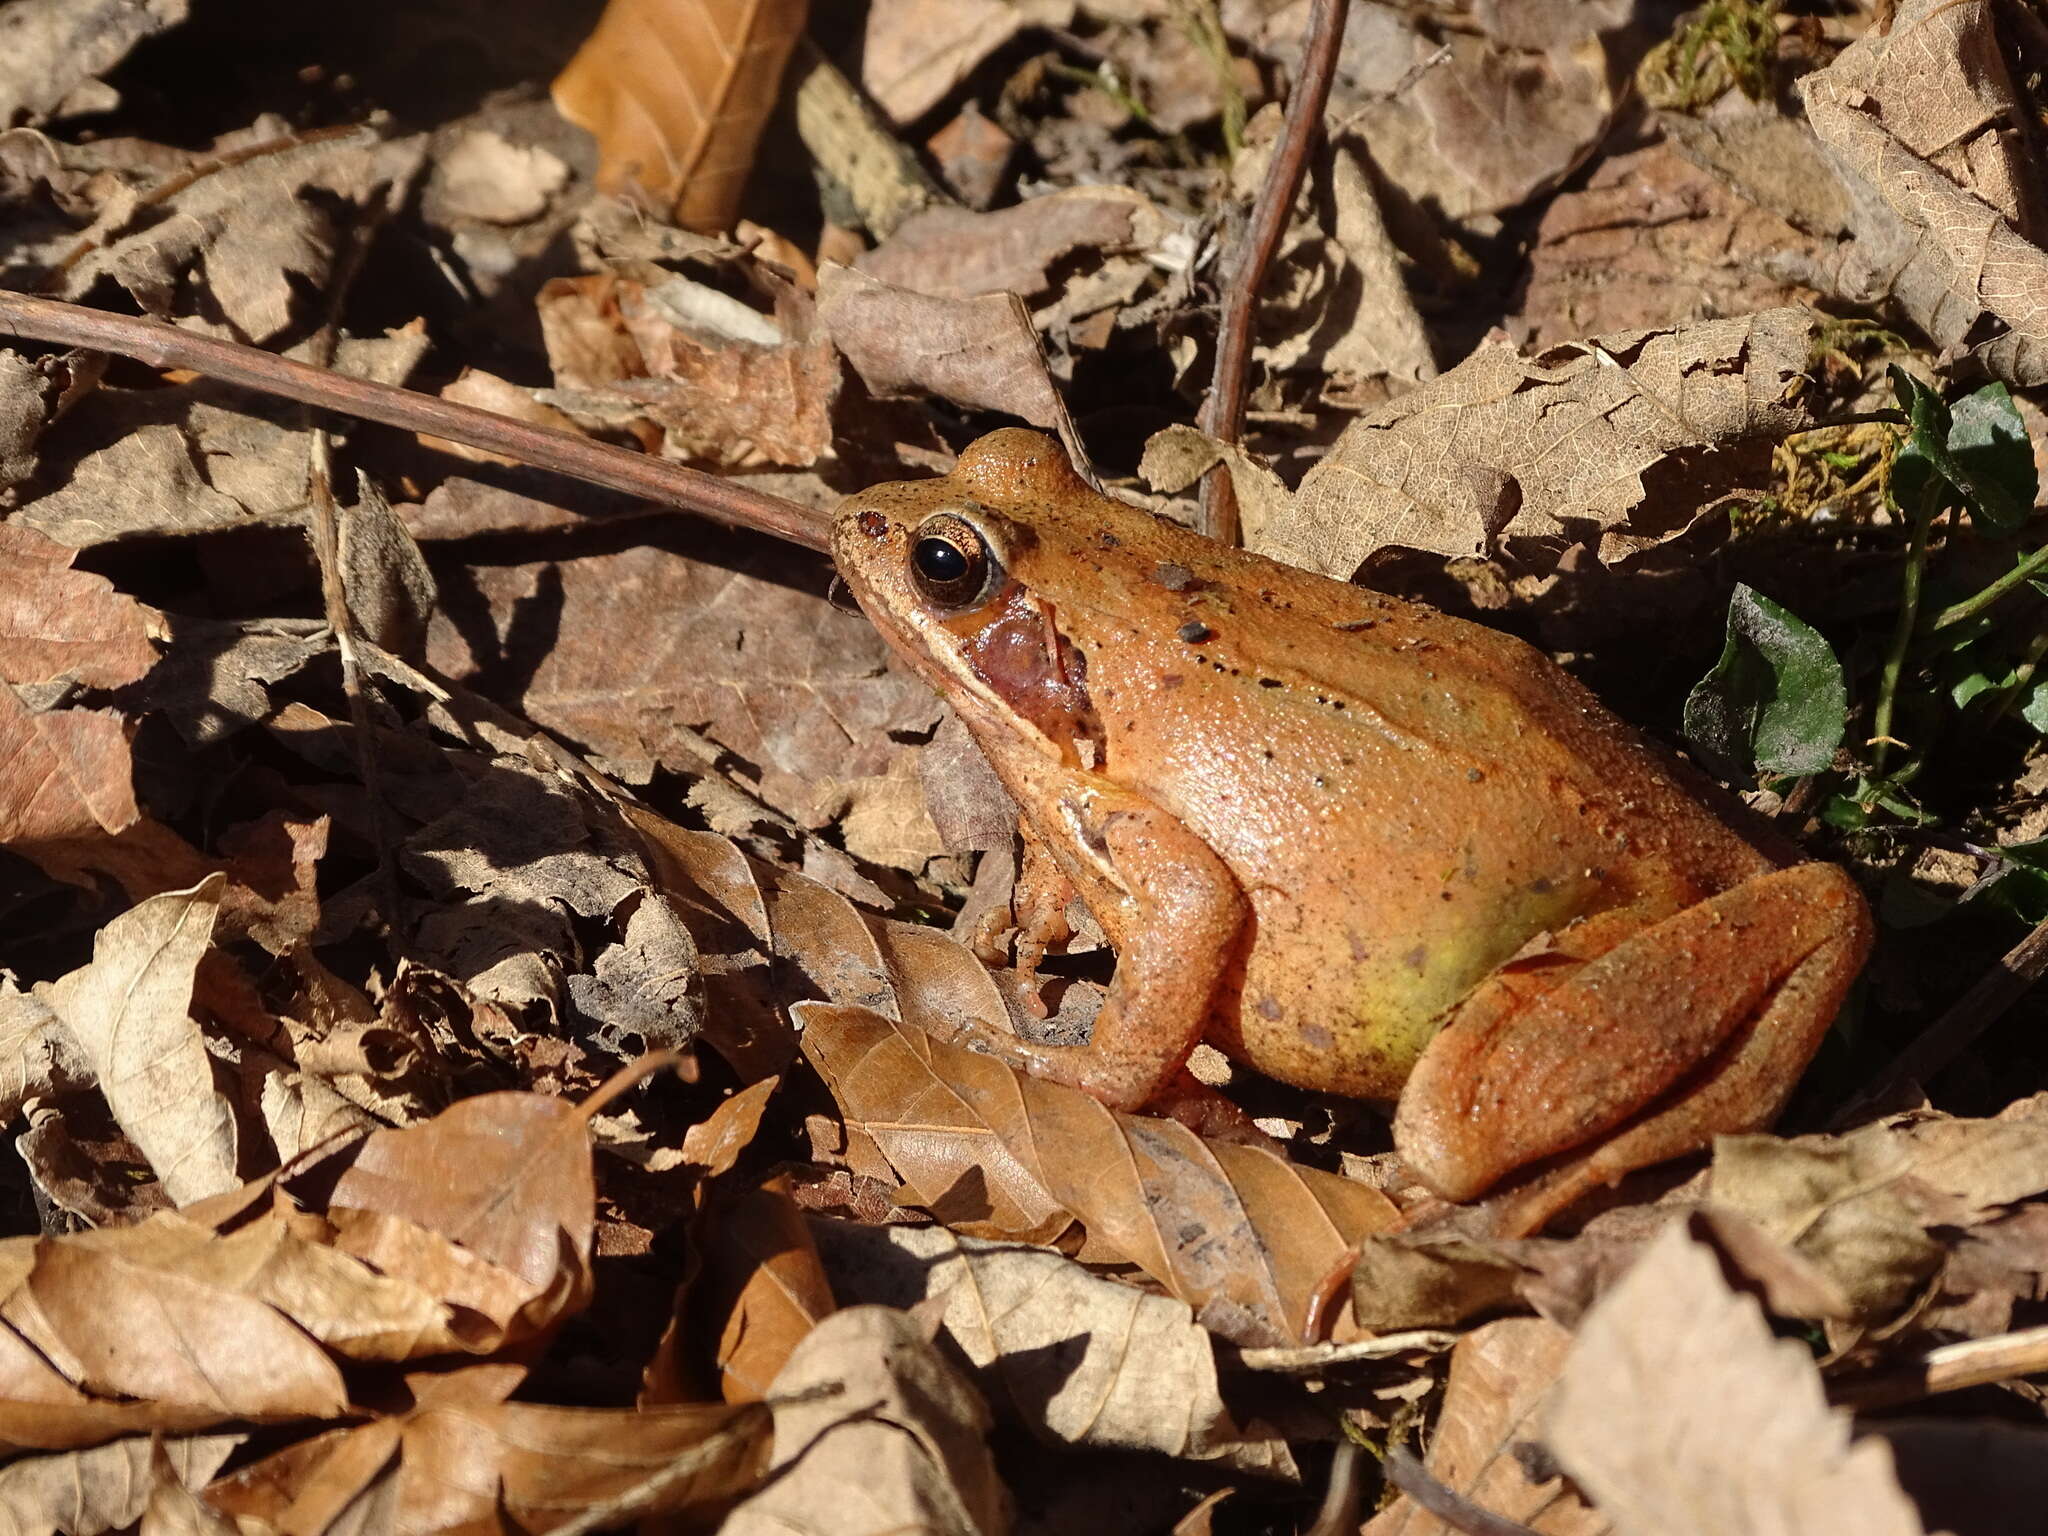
36 874 238 1206
1286 307 1826 574
551 0 809 233
815 1218 1287 1471
1797 0 2048 387
627 804 1068 1084
1546 1224 1928 1536
700 1175 837 1403
819 264 1075 438
798 1001 1402 1347
724 1305 1007 1536
1363 1318 1600 1536
0 1083 611 1460
57 125 427 346
1709 1130 1946 1328
0 1432 243 1536
537 270 839 469
202 1365 771 1535
860 185 1175 300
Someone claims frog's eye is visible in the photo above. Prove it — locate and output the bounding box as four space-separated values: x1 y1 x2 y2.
909 512 1004 610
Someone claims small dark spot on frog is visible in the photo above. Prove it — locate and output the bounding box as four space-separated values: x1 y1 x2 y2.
1467 768 1485 783
1530 876 1555 895
1160 674 1185 690
1299 1022 1334 1050
1346 930 1370 962
1177 620 1211 643
1261 747 1273 760
1153 561 1199 592
1258 677 1282 689
1404 944 1428 972
1313 775 1328 789
1336 618 1377 631
1099 532 1121 549
856 509 888 538
1256 994 1284 1021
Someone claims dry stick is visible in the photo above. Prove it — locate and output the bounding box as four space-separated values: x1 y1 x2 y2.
0 289 832 553
1830 1321 2048 1410
1830 912 2048 1130
1195 0 1348 545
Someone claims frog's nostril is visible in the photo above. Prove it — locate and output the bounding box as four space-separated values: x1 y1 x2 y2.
856 509 889 538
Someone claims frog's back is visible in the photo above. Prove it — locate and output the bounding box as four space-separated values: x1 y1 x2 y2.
1056 492 1772 1098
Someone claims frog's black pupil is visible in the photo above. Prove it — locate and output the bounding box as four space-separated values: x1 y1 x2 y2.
915 537 970 584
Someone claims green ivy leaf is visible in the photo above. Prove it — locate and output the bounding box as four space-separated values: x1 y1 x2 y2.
1886 367 2032 533
1946 382 2037 535
1684 585 1848 779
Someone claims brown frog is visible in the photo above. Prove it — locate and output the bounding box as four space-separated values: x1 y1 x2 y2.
834 429 1872 1234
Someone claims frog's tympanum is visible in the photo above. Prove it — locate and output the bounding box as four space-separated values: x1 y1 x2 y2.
834 429 1873 1234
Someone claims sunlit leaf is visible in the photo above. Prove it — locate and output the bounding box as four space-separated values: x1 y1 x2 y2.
1684 585 1848 779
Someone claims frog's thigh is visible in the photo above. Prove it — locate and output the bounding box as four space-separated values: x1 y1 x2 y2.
1003 792 1249 1110
1395 862 1872 1216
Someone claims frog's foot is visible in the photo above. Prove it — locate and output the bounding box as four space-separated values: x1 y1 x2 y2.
959 790 1248 1110
1394 861 1873 1236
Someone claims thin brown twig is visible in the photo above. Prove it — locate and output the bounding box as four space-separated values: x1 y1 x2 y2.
299 190 406 937
1195 0 1348 545
0 289 831 553
1830 911 2048 1130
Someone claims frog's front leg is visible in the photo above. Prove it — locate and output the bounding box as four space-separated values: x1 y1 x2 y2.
965 785 1250 1110
1394 861 1873 1235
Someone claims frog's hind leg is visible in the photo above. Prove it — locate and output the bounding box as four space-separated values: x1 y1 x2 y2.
1394 861 1872 1235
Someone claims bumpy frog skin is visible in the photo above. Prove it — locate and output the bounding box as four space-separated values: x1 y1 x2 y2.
834 429 1873 1234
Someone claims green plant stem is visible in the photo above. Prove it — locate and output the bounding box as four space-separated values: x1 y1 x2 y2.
1926 537 2048 634
1872 486 1942 772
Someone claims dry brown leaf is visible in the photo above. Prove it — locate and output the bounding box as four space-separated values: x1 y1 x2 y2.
1546 1224 1928 1536
1340 0 1642 224
425 520 940 837
202 1368 770 1535
724 1305 1007 1536
819 263 1076 437
17 333 427 550
0 0 188 128
1797 0 2048 386
425 368 586 466
631 807 1002 1081
37 875 238 1205
798 1001 1402 1346
1709 1129 1947 1327
861 0 1075 125
0 1433 243 1536
552 0 809 233
0 683 215 894
537 270 839 468
0 523 159 690
1286 307 1826 574
328 1088 598 1299
58 126 426 346
704 1174 837 1402
1364 1318 1603 1536
861 185 1171 299
815 1218 1286 1470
